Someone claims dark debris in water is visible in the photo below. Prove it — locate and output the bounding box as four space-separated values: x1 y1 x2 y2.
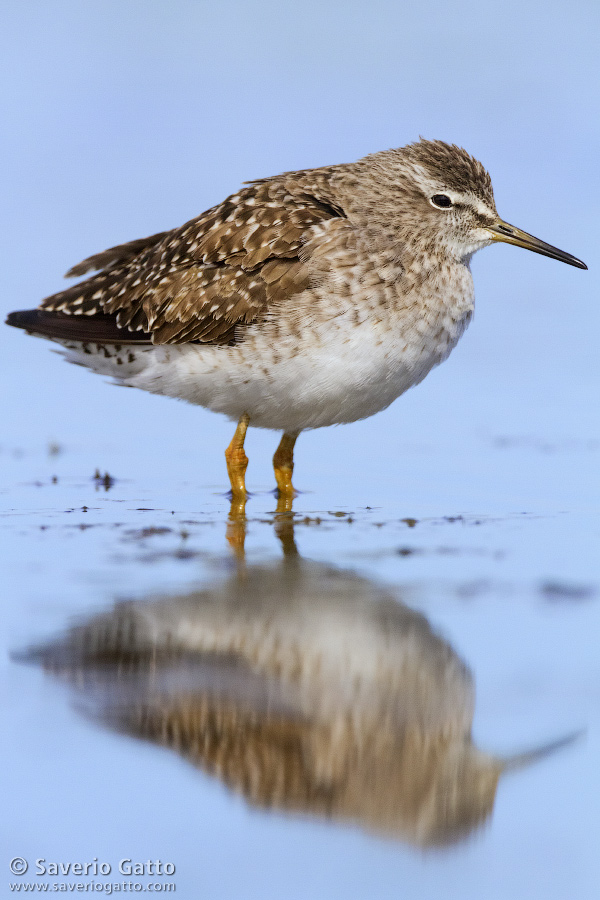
396 545 504 559
126 547 205 564
93 470 115 491
124 526 174 541
540 581 596 603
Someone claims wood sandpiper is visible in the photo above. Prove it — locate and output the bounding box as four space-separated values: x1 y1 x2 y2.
6 139 587 498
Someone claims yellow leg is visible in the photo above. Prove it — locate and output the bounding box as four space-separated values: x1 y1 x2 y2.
273 431 298 500
225 413 250 498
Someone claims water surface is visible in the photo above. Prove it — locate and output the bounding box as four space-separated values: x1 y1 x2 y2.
3 430 599 897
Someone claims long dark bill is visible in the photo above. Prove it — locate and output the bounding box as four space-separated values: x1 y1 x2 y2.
487 220 587 269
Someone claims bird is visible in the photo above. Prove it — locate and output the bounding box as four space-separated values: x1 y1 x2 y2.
6 139 587 498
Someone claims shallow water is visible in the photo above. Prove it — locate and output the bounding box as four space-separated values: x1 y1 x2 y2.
3 392 599 898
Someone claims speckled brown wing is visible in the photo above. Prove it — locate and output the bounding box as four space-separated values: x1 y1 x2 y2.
38 177 346 345
63 232 171 278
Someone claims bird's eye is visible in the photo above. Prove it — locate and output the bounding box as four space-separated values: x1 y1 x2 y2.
431 194 453 209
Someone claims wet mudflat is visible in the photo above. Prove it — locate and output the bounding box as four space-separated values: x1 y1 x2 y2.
2 414 599 899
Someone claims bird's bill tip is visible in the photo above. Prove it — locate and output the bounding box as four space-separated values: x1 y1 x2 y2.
487 220 587 270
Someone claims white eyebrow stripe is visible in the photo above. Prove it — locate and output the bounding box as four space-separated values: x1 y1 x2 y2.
469 196 495 217
409 164 495 217
452 193 495 218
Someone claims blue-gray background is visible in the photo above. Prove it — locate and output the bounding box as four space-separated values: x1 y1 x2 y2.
1 2 599 899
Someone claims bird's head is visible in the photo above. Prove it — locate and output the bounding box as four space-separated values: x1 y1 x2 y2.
347 139 587 270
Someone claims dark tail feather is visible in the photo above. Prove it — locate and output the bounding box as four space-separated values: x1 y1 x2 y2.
6 309 152 344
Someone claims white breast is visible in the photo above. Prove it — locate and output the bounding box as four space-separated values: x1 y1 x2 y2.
123 263 475 432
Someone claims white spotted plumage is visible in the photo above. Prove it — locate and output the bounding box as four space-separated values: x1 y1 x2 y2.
14 139 564 443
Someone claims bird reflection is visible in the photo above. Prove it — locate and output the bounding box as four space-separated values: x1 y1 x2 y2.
226 492 296 557
20 500 576 847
